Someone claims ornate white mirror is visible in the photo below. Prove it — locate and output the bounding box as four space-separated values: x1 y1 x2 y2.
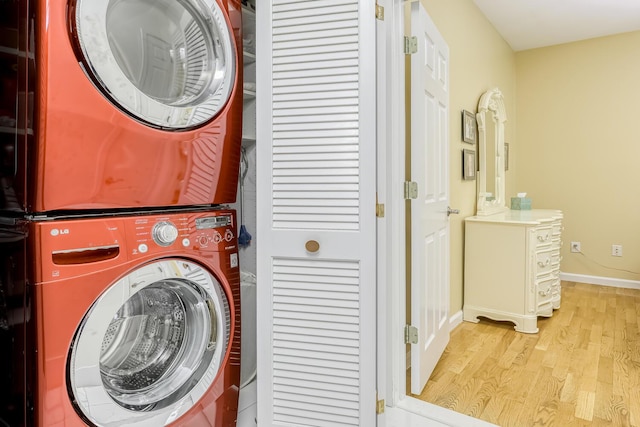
476 88 508 216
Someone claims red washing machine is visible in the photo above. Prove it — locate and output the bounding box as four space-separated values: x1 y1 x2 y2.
0 0 243 214
0 209 241 426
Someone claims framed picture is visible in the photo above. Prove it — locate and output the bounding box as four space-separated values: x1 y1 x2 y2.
462 110 476 144
462 149 476 180
504 143 510 171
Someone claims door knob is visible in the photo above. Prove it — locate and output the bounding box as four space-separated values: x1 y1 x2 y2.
447 207 460 216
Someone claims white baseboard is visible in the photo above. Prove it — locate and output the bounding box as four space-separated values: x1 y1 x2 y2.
560 272 640 290
449 310 463 331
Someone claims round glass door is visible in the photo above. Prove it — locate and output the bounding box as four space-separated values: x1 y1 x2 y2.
74 0 236 129
69 260 231 426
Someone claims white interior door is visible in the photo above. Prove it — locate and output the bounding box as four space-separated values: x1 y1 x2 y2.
256 1 377 426
409 1 451 396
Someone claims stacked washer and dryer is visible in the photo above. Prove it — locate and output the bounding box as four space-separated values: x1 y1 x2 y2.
0 0 244 426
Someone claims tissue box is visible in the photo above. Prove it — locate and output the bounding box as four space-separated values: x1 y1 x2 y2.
511 197 532 210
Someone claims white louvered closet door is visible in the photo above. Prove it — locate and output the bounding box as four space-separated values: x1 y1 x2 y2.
256 1 377 426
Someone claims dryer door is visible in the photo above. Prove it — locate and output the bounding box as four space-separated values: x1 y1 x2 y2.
69 259 231 426
73 0 236 129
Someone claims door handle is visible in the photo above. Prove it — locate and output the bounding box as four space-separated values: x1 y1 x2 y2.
447 207 460 217
305 240 320 253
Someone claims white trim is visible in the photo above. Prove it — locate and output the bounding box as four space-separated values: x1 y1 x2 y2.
385 406 449 427
389 397 497 427
449 310 463 331
387 0 407 410
359 1 379 425
255 0 272 424
376 0 390 423
560 272 640 290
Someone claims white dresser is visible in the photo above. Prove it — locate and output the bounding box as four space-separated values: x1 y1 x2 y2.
463 209 563 333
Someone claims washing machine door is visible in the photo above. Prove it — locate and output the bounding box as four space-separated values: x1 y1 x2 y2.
73 0 236 129
69 259 231 426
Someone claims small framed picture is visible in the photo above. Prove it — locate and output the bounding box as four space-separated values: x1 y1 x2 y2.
462 110 476 144
504 143 510 171
462 149 476 180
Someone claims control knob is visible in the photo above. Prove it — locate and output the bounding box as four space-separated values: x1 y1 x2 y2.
152 221 179 247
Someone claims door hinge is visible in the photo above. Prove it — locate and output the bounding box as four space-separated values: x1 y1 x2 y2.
404 36 417 55
375 3 385 20
404 181 418 200
404 324 418 344
376 398 385 414
375 193 385 217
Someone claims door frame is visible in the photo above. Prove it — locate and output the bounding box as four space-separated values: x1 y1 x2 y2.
379 1 488 424
376 0 406 410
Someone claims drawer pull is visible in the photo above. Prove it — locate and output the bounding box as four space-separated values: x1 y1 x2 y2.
539 288 551 297
538 258 551 267
537 233 550 242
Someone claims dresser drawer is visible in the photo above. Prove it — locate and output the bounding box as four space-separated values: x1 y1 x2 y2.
537 276 555 304
535 227 553 247
538 301 553 317
536 249 556 276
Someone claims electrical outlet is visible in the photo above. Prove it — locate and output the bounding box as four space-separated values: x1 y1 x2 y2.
612 244 623 257
571 241 581 253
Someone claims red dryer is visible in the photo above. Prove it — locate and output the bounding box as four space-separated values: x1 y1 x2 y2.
1 0 243 214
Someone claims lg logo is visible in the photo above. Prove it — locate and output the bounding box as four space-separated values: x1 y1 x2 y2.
50 229 70 236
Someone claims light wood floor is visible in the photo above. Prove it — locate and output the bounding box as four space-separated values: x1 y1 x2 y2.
410 282 640 426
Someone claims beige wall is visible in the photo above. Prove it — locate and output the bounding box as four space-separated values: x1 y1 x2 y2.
421 0 517 312
516 32 640 281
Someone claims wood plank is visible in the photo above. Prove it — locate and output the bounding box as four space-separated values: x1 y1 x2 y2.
575 390 596 421
594 380 613 422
